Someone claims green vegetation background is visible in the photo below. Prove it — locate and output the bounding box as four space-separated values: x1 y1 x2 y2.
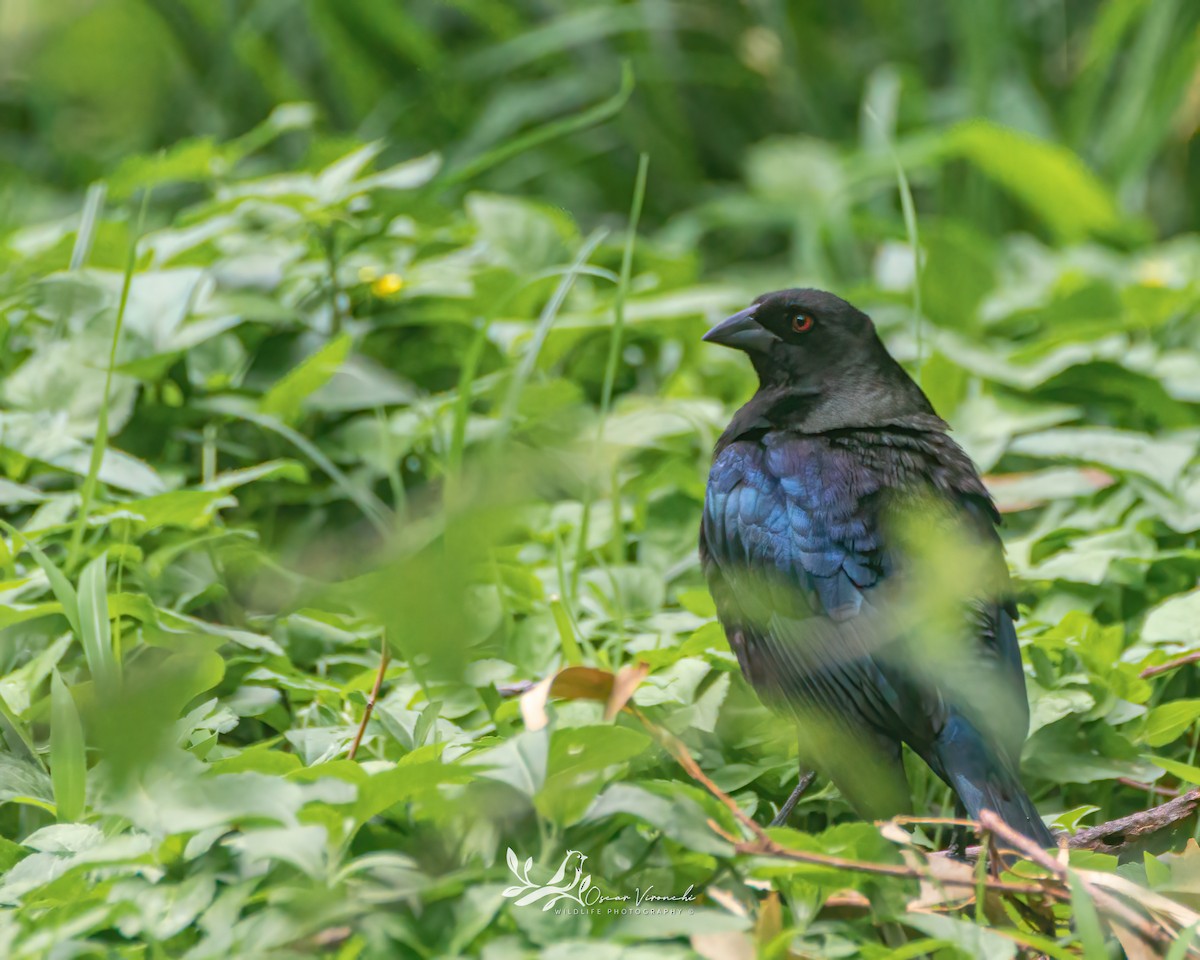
0 1 1199 957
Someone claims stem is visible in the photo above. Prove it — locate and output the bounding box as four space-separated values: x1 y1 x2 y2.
573 154 649 597
67 190 150 571
348 639 392 761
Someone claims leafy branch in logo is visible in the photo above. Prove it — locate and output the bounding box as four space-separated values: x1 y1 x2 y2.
501 848 594 910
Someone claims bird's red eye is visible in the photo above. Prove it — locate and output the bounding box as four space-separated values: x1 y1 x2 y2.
791 313 814 333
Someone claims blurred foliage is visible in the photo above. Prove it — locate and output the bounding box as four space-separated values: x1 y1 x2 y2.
0 0 1197 957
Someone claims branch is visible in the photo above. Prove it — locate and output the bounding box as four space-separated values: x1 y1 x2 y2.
634 707 1057 897
980 811 1171 951
1141 652 1200 679
1118 777 1181 798
1068 789 1200 854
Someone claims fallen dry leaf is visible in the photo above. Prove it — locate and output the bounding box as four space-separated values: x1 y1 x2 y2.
604 661 651 720
518 663 651 730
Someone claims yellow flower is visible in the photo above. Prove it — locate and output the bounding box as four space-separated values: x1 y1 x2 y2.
1136 258 1173 288
371 273 405 297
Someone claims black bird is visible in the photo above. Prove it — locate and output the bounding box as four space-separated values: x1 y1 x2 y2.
699 288 1053 846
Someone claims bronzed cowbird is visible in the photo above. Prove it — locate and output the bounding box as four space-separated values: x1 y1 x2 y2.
700 288 1053 846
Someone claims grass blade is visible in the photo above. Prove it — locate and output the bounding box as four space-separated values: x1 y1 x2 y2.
78 552 120 694
442 61 634 186
0 520 81 637
574 154 649 591
50 671 86 822
69 182 107 272
208 402 394 537
496 228 608 435
865 105 924 381
67 189 151 572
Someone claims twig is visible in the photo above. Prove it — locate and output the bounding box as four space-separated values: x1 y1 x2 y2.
770 770 815 827
1068 789 1200 854
732 834 1055 897
932 789 1197 862
632 706 769 841
348 638 392 761
1118 777 1181 798
634 707 1057 896
515 661 1199 945
1141 652 1200 679
629 701 1200 954
980 811 1170 949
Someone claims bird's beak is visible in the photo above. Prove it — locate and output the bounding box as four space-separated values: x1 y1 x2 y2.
702 306 777 354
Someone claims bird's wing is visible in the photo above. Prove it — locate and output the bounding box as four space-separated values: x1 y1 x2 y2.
700 436 914 737
701 432 1025 751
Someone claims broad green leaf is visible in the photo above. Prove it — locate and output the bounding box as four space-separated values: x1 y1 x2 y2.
899 915 1016 960
109 138 222 197
0 752 55 811
537 725 650 824
0 634 72 716
1142 589 1200 645
466 193 575 274
469 728 549 797
353 753 476 823
1009 427 1198 487
582 782 735 857
1142 700 1200 747
226 825 328 878
0 413 165 495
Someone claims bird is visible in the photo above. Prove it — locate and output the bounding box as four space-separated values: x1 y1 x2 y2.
699 287 1053 847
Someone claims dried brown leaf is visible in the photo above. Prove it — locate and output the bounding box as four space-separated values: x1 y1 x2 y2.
604 661 650 721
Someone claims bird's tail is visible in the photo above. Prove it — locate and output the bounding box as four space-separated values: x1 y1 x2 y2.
935 715 1054 849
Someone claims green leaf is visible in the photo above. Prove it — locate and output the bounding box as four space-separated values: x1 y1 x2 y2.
1142 589 1200 646
0 520 81 636
947 120 1123 242
582 782 735 857
226 825 328 878
50 672 86 822
537 725 650 824
1068 870 1110 959
902 914 1017 960
315 142 384 204
108 137 223 198
466 193 575 274
360 152 441 192
1142 700 1200 747
1008 427 1198 487
353 752 475 823
469 728 549 797
1147 755 1200 785
78 552 120 693
0 752 55 811
259 333 353 425
1166 924 1199 960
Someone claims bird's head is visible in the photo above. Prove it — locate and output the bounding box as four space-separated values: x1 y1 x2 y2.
703 288 877 384
704 288 936 429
